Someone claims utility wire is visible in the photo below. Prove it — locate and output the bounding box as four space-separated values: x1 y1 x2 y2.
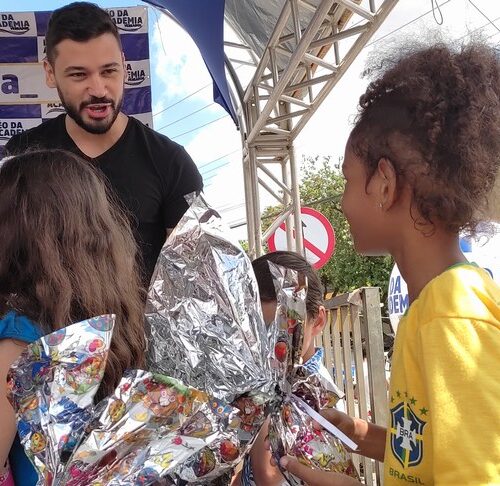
454 15 500 42
155 2 454 144
228 194 343 229
170 114 228 141
201 161 231 178
467 0 500 34
153 83 213 117
158 1 500 199
431 0 444 26
156 102 215 131
366 0 453 47
198 149 241 171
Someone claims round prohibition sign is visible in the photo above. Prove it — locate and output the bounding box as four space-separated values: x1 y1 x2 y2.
267 207 335 269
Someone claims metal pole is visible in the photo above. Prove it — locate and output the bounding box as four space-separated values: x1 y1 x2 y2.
243 154 256 258
246 0 336 144
289 141 304 255
249 144 263 256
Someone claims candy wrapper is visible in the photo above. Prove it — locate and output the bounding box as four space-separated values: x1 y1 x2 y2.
60 371 239 484
146 196 358 484
7 315 115 485
146 197 273 482
267 263 359 485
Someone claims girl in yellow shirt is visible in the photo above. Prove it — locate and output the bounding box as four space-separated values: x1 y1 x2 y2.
274 41 500 485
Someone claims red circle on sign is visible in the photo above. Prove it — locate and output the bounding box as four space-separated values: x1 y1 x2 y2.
267 207 335 269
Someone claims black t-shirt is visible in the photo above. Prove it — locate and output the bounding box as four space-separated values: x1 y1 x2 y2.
6 114 203 286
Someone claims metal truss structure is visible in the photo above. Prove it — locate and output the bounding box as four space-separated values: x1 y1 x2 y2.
225 0 398 258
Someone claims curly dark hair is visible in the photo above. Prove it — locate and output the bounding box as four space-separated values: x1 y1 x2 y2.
349 41 500 234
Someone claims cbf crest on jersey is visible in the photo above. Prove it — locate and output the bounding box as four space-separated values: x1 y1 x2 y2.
390 400 426 468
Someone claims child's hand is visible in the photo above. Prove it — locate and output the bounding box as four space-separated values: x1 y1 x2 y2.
262 407 360 484
315 408 358 451
278 456 362 486
315 408 386 462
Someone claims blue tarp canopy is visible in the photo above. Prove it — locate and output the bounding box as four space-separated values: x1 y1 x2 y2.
143 0 239 127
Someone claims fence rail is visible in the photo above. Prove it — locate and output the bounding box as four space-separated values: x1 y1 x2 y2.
317 287 387 485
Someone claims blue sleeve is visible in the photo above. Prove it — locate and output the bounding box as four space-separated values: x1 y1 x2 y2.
1 312 41 485
9 435 39 486
0 312 42 343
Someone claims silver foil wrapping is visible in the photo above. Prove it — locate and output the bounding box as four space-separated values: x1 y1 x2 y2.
146 197 274 482
7 315 115 485
267 264 359 485
8 197 357 485
146 197 273 403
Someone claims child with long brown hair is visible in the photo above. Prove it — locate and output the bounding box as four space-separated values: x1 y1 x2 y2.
0 149 146 486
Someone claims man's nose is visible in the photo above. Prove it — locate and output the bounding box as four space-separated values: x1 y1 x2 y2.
87 74 107 99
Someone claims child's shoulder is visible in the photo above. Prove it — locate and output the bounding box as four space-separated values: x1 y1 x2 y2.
417 264 500 324
0 311 42 343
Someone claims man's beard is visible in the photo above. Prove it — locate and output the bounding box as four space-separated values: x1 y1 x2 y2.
58 89 123 135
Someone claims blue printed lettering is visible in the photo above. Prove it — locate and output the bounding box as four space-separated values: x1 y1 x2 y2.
1 74 19 95
394 295 400 313
399 293 409 313
389 293 409 315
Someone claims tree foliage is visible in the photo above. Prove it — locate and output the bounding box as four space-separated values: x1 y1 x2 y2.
261 156 393 304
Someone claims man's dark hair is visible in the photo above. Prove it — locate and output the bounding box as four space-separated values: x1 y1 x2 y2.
46 2 121 63
252 251 324 318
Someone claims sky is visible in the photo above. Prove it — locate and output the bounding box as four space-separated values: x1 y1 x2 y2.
5 0 500 240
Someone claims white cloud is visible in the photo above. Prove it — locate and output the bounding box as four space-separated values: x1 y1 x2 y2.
150 10 215 107
184 114 240 164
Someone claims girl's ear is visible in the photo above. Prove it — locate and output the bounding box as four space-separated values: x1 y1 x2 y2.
311 305 327 337
377 157 398 210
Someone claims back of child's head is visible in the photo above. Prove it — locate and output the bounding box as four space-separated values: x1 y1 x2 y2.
252 251 324 318
0 149 145 397
349 41 500 234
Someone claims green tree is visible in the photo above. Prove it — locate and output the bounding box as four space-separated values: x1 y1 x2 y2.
239 239 249 253
262 156 393 305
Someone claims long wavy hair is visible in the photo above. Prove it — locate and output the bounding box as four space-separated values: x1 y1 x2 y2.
0 149 146 398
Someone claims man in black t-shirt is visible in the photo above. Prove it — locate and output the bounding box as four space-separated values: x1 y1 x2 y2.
6 2 203 286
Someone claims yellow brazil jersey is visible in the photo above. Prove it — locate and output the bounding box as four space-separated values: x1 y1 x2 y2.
384 264 500 485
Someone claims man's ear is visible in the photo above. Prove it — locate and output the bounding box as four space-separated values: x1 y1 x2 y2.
311 306 327 337
121 51 127 79
377 157 398 210
43 59 57 88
